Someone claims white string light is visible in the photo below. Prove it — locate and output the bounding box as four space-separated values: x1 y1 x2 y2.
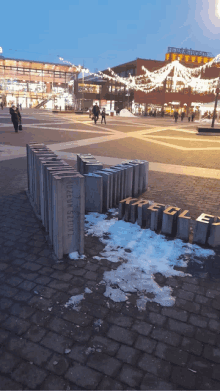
59 54 220 95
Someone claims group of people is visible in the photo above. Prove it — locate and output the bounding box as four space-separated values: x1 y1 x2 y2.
91 103 106 124
173 111 195 123
9 105 22 132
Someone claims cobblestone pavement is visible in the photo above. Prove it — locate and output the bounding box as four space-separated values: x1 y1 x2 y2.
0 110 220 390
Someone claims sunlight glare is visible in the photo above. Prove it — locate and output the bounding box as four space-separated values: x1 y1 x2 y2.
215 0 220 18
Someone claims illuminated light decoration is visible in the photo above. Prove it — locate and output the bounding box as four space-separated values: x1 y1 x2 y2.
59 54 220 95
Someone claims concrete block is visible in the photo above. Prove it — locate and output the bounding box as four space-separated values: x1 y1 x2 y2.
121 164 134 198
81 158 99 174
84 173 103 213
147 203 165 232
121 161 139 198
208 217 220 247
193 213 215 245
102 169 118 207
40 159 67 226
161 206 181 236
176 210 191 241
118 197 133 220
77 153 93 172
114 165 131 199
137 200 151 227
94 171 110 211
48 170 77 244
84 163 103 174
52 174 85 259
110 167 124 202
132 160 149 194
124 198 138 222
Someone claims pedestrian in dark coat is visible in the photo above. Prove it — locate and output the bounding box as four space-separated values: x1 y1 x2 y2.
92 103 99 123
10 105 21 132
181 112 184 121
101 108 106 124
191 112 195 122
174 111 178 122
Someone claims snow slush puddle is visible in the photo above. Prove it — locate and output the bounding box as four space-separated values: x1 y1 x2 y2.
85 210 215 309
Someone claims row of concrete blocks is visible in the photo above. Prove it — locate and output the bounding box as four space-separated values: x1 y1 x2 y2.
119 197 220 247
77 154 149 213
26 143 85 259
77 153 103 175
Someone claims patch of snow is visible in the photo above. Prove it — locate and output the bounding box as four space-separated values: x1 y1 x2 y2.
85 212 214 307
94 319 103 327
85 287 92 294
64 294 85 311
64 349 71 354
69 251 86 260
93 256 104 260
119 109 136 117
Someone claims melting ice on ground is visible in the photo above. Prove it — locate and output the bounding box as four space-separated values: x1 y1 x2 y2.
85 210 215 309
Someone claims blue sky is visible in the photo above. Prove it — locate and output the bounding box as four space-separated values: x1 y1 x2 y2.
1 0 220 72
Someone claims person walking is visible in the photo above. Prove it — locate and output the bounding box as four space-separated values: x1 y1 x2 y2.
191 112 195 122
181 111 185 121
188 112 191 122
174 110 178 123
92 103 99 124
101 108 106 124
10 105 21 132
1 102 3 110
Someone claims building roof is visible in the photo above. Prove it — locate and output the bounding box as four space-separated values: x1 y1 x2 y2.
0 57 79 73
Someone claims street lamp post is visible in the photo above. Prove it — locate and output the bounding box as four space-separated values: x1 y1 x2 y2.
211 77 220 128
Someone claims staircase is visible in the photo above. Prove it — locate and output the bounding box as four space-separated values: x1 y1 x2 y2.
34 99 51 109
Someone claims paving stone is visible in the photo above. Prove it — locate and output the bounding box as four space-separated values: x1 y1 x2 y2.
108 313 133 328
81 302 109 319
45 352 69 376
0 328 9 344
48 280 70 291
87 352 122 377
47 316 75 338
206 289 220 299
200 305 219 320
176 288 195 301
0 283 18 298
0 349 20 373
189 314 208 328
147 312 166 326
119 363 143 388
175 297 201 313
28 295 53 311
30 310 51 326
71 327 92 343
171 366 196 389
0 374 22 390
195 294 211 305
33 284 56 299
195 327 217 346
10 303 35 319
65 364 102 389
209 319 220 332
135 335 157 354
97 376 124 390
181 336 203 356
41 331 73 354
150 327 181 347
19 271 39 281
41 374 72 390
168 318 195 337
62 310 93 327
17 280 37 291
161 306 188 322
24 324 47 343
203 344 220 364
90 335 120 356
212 364 220 381
212 299 220 311
140 372 175 390
6 276 23 287
138 353 171 379
155 341 189 366
196 375 220 390
13 290 33 301
107 325 137 346
131 320 152 336
68 344 88 364
50 271 73 281
116 344 141 365
2 316 31 335
182 282 205 294
11 362 47 389
188 355 215 377
84 270 98 280
35 276 52 285
22 261 42 271
0 297 13 310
